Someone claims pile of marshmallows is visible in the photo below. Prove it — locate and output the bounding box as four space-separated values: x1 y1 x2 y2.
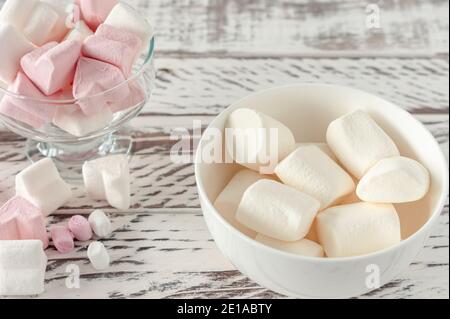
0 0 153 137
215 109 430 258
0 154 130 296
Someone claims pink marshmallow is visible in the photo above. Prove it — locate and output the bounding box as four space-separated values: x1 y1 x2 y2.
0 196 49 248
21 40 82 95
0 98 46 128
68 215 93 241
73 57 130 115
109 81 145 113
50 225 75 254
80 0 117 30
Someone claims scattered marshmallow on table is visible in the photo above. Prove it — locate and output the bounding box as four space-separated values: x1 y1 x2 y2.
22 2 60 46
73 57 130 115
68 215 93 241
64 20 93 43
326 110 400 179
21 40 82 95
88 210 112 238
79 0 117 31
214 169 274 238
226 108 296 174
104 2 153 52
53 106 113 137
83 155 131 210
0 0 37 31
236 179 320 241
50 225 74 254
275 145 355 210
0 24 35 84
0 240 47 296
357 156 430 203
255 234 325 258
16 158 72 216
317 202 401 258
0 196 49 248
87 241 110 270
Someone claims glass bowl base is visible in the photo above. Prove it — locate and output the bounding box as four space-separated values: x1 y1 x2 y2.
25 134 133 183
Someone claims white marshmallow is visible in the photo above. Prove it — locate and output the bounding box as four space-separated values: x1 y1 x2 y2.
82 155 130 210
357 156 430 203
317 202 401 258
104 3 153 52
226 108 296 174
255 234 324 257
296 143 337 161
326 110 400 179
16 158 72 216
0 24 35 84
88 210 112 238
87 241 110 270
0 0 38 30
53 106 113 137
40 0 70 42
64 20 93 43
214 169 274 238
0 240 47 296
22 2 60 46
275 145 355 210
236 179 320 241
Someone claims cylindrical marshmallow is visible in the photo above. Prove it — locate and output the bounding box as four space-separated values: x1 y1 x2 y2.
275 145 355 209
87 241 110 270
326 110 400 179
68 215 93 241
296 143 337 161
356 156 430 203
88 210 112 238
225 108 296 174
50 226 74 254
317 202 401 258
255 234 325 258
236 179 320 241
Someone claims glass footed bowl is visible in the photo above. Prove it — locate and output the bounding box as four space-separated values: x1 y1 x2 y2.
0 35 156 181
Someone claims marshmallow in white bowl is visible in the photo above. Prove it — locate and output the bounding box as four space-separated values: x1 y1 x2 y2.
317 202 401 258
214 169 274 238
326 110 400 179
275 145 355 210
0 240 47 296
16 158 72 216
226 108 296 174
88 209 112 238
357 156 430 203
296 143 337 161
236 179 320 241
0 24 35 84
255 234 324 258
87 241 110 270
53 106 113 137
82 155 130 210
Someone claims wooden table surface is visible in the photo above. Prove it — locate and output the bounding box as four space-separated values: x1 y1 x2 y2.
0 0 448 299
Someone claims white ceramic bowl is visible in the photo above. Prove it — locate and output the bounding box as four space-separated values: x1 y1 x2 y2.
195 83 449 298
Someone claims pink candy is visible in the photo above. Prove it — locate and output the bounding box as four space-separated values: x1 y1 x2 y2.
79 0 117 31
21 40 82 95
50 225 74 254
0 196 49 248
68 215 93 241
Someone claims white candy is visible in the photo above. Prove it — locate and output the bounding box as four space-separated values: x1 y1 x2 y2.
357 156 430 203
226 108 296 174
326 110 400 179
214 169 274 238
40 0 70 42
0 0 37 30
255 234 324 257
53 107 113 137
317 202 401 258
22 2 60 46
104 3 153 52
64 20 93 43
0 24 35 84
275 145 355 210
296 143 337 161
88 209 112 238
0 240 47 296
83 155 131 210
236 179 320 241
16 158 72 216
87 241 110 270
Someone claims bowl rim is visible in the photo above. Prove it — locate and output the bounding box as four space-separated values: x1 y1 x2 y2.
194 82 449 263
